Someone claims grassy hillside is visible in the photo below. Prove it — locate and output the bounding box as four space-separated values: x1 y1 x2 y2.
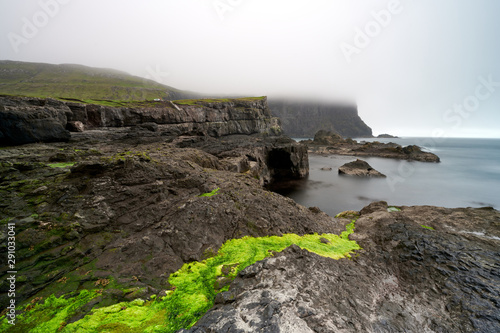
0 60 193 101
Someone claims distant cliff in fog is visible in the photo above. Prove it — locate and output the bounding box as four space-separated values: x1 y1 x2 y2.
268 99 373 138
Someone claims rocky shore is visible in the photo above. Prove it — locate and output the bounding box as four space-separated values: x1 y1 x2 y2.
184 203 500 332
304 130 440 162
0 96 498 332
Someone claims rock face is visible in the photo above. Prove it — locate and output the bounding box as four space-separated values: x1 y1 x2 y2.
175 135 309 186
305 130 440 162
268 99 373 138
185 202 500 333
0 97 71 145
0 96 282 146
338 159 386 177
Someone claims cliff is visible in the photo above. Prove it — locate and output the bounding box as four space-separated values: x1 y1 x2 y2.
0 95 307 186
268 99 373 138
0 96 281 146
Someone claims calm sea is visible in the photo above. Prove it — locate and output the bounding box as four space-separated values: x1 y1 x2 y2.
274 137 500 217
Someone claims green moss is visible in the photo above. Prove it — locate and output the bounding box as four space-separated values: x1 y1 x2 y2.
104 151 152 163
198 188 220 197
0 290 98 333
47 163 75 169
420 225 435 231
1 223 360 332
387 206 401 212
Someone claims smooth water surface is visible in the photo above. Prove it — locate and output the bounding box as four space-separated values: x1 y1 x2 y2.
277 137 500 216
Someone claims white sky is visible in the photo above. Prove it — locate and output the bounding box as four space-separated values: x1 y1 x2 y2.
1 0 500 138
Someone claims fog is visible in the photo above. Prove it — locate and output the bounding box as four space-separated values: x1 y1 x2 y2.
1 0 500 138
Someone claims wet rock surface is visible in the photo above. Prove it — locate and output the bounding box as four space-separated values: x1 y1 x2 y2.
0 134 334 315
338 159 386 177
185 202 500 333
304 130 440 162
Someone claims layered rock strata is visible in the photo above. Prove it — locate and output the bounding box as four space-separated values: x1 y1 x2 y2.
0 96 282 146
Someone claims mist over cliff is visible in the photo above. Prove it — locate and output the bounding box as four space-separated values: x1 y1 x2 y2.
268 99 372 138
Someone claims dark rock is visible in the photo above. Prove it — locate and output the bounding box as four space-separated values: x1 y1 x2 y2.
136 122 158 132
178 134 309 186
49 153 71 162
308 206 321 214
215 291 237 304
0 139 338 313
359 201 388 215
186 205 500 333
338 159 386 177
307 130 440 163
313 130 345 145
268 99 373 138
377 133 398 138
0 96 71 145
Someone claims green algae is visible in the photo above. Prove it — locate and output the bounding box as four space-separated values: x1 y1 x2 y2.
1 224 360 332
198 187 220 197
421 225 435 231
387 206 401 212
47 163 75 169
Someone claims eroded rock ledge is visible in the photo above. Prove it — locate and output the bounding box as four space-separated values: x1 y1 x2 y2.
0 96 281 146
0 95 307 186
184 202 500 333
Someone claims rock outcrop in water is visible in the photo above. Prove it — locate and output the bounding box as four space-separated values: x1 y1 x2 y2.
338 159 386 177
184 202 500 333
304 130 440 162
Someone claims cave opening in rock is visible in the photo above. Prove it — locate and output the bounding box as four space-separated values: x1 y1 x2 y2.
268 149 294 180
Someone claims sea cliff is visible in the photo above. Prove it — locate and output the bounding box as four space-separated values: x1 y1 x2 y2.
268 99 372 138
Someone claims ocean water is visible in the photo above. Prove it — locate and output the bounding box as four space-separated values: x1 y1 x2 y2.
274 137 500 217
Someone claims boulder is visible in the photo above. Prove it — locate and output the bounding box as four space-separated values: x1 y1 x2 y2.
338 159 386 177
67 121 85 132
313 130 344 145
0 106 70 145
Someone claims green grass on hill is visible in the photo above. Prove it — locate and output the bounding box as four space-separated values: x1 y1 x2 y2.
0 61 187 101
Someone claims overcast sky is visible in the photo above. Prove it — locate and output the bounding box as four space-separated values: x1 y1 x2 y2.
1 0 500 138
